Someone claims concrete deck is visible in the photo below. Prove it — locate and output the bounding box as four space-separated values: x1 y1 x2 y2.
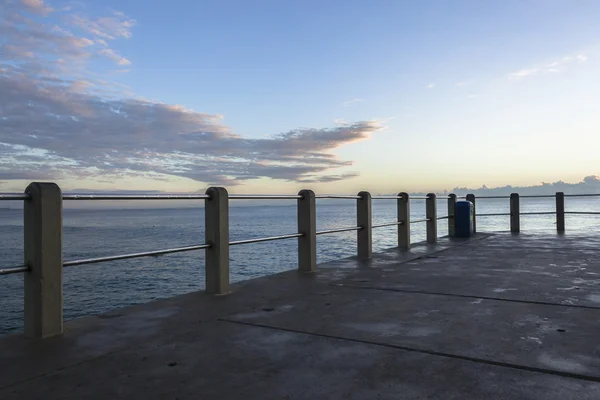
2 233 600 399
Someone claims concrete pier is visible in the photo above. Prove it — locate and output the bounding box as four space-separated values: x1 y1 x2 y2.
2 233 600 399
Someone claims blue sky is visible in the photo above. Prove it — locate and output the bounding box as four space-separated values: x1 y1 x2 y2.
1 0 599 194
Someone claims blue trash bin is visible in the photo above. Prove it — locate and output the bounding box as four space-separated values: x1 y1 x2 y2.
455 201 474 237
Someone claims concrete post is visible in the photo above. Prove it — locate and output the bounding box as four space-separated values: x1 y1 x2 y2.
556 192 565 232
398 192 410 250
447 194 457 237
205 187 229 294
298 190 317 272
466 194 476 234
426 193 437 244
24 182 63 339
357 191 372 259
510 193 520 233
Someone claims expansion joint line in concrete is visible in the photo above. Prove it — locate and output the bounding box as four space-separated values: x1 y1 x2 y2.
334 285 600 311
220 318 600 384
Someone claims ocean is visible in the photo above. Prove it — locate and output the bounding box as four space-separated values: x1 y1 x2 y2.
1 196 599 335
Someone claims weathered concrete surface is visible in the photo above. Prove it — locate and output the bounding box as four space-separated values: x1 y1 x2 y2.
2 233 600 399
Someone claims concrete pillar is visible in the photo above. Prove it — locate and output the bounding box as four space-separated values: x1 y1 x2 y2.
357 191 372 259
24 182 63 339
398 192 410 250
298 190 317 272
205 187 229 294
447 194 457 237
556 192 565 232
426 193 437 244
466 194 476 234
510 193 520 233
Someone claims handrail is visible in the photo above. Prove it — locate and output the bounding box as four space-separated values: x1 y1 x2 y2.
371 196 402 200
0 193 30 200
2 192 599 200
0 265 29 275
63 243 211 267
372 221 403 229
316 226 361 235
316 195 362 199
411 218 428 224
63 194 210 200
519 211 557 215
229 233 302 246
229 195 302 200
464 195 509 199
565 211 600 215
476 213 511 217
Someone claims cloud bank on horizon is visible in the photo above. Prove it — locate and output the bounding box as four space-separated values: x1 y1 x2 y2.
0 0 382 186
452 175 600 196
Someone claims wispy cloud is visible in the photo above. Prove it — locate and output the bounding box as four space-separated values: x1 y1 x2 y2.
342 98 362 107
508 53 588 80
20 0 53 15
426 83 435 89
99 48 131 65
69 11 136 40
0 2 383 186
454 81 468 87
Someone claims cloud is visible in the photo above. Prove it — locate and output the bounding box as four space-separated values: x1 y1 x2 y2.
0 2 382 186
452 175 600 196
508 68 539 80
99 48 131 65
455 81 468 87
70 11 136 40
508 52 588 80
297 172 360 183
20 0 53 15
342 98 362 107
426 83 435 89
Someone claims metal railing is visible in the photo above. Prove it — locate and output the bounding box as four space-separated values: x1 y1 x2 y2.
1 183 598 339
461 192 599 234
0 184 448 339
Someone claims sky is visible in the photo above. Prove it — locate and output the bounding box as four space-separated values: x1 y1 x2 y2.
1 0 600 195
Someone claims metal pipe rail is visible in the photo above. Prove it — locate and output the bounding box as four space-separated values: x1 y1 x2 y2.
63 194 210 200
229 233 302 246
411 218 429 224
316 226 362 235
457 195 509 199
0 193 30 200
565 211 600 215
372 221 403 229
371 196 403 200
476 213 511 217
229 195 302 200
3 193 306 201
0 265 29 275
315 195 362 199
63 243 212 267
